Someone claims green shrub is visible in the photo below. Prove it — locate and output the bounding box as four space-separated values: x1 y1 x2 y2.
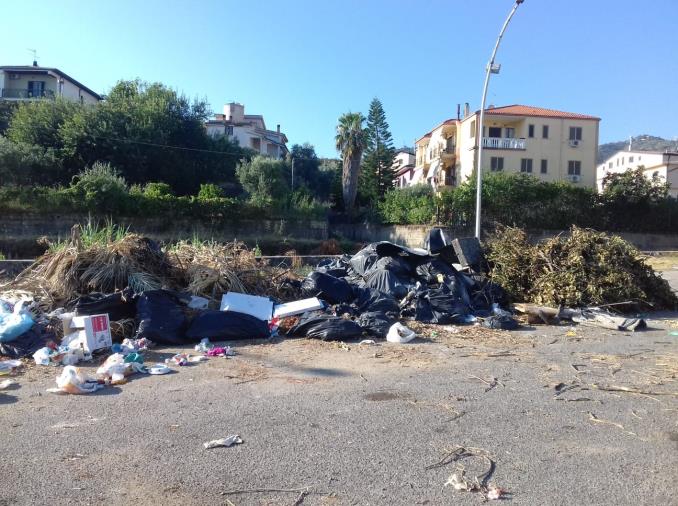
197 183 223 200
68 162 130 213
143 182 174 198
379 184 436 224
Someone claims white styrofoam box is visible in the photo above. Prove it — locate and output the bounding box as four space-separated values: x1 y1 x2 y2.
220 292 273 321
273 297 323 319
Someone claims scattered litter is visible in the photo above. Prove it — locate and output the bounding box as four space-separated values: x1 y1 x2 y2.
203 435 243 449
194 338 211 353
386 323 416 343
60 313 112 352
427 445 503 500
166 354 190 366
0 378 17 390
0 359 23 374
0 299 34 343
188 355 209 363
188 295 209 310
359 339 376 345
206 346 235 357
47 366 103 395
149 363 171 375
573 309 646 332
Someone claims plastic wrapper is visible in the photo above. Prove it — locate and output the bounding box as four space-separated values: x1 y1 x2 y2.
48 366 103 395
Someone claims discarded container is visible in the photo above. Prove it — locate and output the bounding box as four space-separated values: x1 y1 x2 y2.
61 313 112 353
220 292 273 321
148 363 171 375
0 300 34 343
203 435 243 449
273 297 323 319
386 323 416 343
0 359 23 374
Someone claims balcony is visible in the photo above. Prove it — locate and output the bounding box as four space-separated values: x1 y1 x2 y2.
1 88 55 99
482 137 526 150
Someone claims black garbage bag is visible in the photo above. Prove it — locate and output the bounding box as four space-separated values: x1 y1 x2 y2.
354 287 400 314
287 314 364 341
0 325 55 358
135 290 190 345
423 228 450 254
415 259 458 284
482 314 520 330
301 271 353 304
363 269 411 299
414 285 470 324
357 311 397 338
367 256 414 278
469 277 510 311
186 310 270 340
73 287 137 321
349 244 379 276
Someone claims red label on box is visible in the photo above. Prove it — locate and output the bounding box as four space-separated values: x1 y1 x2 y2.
91 315 108 333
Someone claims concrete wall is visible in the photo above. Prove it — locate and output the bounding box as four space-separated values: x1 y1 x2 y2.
0 214 328 252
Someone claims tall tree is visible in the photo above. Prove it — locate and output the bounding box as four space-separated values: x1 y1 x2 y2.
360 98 395 202
289 143 320 191
335 112 367 213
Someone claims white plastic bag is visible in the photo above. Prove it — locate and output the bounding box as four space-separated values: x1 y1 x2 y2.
48 366 103 395
386 323 416 343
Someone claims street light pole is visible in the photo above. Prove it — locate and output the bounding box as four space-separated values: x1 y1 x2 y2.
474 0 524 239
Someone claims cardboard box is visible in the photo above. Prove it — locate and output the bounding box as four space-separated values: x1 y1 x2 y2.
61 313 112 352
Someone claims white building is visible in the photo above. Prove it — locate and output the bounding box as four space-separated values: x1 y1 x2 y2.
393 148 416 188
205 102 288 159
597 149 678 197
0 63 101 104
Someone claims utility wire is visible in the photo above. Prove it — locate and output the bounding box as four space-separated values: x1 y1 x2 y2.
88 134 250 157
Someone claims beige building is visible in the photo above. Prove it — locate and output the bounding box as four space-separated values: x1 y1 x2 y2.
0 63 101 104
205 102 288 159
597 150 678 198
412 104 600 190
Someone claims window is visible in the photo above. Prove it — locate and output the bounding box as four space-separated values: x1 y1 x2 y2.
542 125 549 139
251 137 261 151
568 161 581 175
528 124 535 138
569 127 583 140
488 127 502 138
608 162 613 169
505 127 515 139
225 125 234 135
520 158 533 173
470 120 476 138
27 80 45 97
540 159 548 174
490 157 504 171
629 156 634 163
621 157 625 165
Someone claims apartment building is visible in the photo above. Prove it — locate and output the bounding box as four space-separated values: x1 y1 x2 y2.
0 62 101 104
413 104 600 190
205 102 288 159
597 149 678 197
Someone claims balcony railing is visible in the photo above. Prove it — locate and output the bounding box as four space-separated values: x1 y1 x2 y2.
1 88 55 99
482 137 526 150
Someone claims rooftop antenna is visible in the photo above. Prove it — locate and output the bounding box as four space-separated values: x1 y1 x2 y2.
27 48 38 66
628 135 633 151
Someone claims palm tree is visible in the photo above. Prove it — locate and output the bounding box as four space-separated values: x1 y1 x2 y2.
335 112 367 213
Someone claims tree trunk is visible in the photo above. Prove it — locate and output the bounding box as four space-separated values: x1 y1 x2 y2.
342 153 361 214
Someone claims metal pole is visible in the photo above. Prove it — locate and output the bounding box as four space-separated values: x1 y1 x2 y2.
291 158 295 191
474 0 524 239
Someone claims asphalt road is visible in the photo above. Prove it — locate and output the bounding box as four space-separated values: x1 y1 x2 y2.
1 277 677 505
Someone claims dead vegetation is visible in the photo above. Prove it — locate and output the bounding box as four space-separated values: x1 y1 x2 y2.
486 226 678 309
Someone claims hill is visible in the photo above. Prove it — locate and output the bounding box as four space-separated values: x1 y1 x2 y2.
598 135 677 163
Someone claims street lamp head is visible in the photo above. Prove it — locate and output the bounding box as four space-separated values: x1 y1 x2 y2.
516 0 524 4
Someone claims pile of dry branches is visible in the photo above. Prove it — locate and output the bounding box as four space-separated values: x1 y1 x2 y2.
486 226 677 309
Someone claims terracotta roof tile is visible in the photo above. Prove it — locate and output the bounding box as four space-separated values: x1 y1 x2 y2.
484 104 599 120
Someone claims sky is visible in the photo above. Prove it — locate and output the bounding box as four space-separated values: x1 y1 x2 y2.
3 0 677 157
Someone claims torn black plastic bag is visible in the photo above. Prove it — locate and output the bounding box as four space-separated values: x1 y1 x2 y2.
367 256 414 279
135 290 190 345
287 313 364 341
349 244 379 276
301 271 353 304
357 311 397 338
363 269 411 299
186 310 270 340
73 287 137 321
353 288 400 338
415 259 458 284
413 286 471 324
482 314 520 330
0 325 55 358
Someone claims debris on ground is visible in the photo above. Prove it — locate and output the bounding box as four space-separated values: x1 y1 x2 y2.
203 435 244 449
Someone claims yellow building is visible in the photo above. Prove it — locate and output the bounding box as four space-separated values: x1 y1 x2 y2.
414 104 600 189
0 63 101 104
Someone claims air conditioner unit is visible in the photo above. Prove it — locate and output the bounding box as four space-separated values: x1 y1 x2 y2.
569 139 581 147
568 174 581 183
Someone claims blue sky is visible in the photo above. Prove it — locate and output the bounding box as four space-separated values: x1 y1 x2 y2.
4 0 677 157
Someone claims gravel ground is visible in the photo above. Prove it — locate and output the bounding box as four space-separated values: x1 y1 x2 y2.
1 274 677 505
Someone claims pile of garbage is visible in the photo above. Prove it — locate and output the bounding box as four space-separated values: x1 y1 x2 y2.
486 226 678 310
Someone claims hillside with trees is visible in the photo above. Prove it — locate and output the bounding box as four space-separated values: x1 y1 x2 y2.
598 135 677 163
